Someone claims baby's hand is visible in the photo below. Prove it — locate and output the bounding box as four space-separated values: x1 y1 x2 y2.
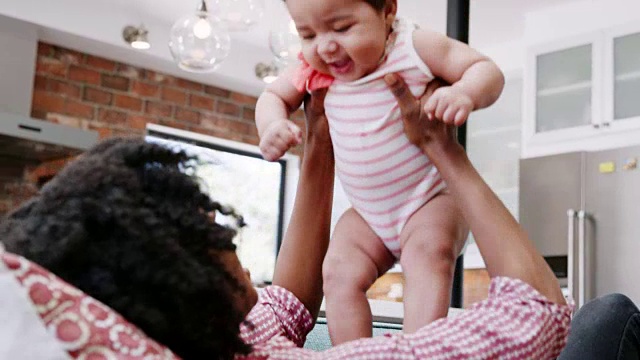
423 86 473 126
259 119 302 161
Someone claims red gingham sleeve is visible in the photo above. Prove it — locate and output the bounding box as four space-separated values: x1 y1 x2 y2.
238 277 572 359
316 277 572 359
240 285 314 348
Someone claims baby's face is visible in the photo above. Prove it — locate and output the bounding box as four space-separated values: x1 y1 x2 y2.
287 0 394 82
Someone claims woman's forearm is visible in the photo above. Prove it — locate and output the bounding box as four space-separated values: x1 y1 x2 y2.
423 141 565 304
272 131 334 320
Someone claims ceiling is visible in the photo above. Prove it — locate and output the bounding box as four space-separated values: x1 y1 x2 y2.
0 0 582 96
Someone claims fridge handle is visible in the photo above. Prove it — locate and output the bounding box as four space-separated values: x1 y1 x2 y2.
567 209 577 304
577 210 588 308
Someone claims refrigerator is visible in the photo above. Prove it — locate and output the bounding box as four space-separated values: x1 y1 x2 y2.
519 145 640 308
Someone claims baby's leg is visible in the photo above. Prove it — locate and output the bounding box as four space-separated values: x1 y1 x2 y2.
399 191 469 333
323 208 396 345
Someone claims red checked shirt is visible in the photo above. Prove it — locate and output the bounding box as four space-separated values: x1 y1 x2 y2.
237 278 572 360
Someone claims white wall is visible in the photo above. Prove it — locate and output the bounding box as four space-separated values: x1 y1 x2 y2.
0 15 37 116
525 0 640 45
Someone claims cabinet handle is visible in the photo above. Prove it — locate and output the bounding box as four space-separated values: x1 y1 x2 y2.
577 210 588 308
603 122 611 127
593 124 601 129
567 209 577 304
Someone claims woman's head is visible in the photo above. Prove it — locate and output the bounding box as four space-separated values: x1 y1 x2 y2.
287 0 397 82
0 137 257 359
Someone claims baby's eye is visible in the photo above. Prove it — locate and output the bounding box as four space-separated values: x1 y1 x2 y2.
301 34 315 40
334 24 352 33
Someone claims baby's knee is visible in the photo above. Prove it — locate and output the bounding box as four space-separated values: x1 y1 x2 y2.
400 233 458 272
322 253 375 294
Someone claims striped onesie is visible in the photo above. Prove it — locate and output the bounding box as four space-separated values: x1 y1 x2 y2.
296 19 445 258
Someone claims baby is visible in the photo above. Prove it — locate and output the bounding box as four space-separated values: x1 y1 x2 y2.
255 0 504 344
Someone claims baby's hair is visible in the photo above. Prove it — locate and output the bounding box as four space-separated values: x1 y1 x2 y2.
283 0 387 12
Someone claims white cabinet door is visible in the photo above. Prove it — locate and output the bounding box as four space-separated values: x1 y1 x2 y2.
523 33 603 149
604 22 640 132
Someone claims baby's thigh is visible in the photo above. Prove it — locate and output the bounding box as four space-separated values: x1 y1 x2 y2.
400 191 469 261
325 208 396 283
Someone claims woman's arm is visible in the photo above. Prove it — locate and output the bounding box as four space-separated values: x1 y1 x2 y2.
385 74 565 305
271 89 335 320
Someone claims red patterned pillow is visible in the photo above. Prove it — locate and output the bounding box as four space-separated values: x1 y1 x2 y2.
1 252 179 359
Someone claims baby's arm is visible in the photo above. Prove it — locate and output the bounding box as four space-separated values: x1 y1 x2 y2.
412 28 505 125
255 67 306 161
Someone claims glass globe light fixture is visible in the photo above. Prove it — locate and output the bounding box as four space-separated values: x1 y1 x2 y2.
169 0 231 73
269 18 301 67
209 0 265 31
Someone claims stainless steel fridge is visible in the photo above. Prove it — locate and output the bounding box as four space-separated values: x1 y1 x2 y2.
520 145 640 308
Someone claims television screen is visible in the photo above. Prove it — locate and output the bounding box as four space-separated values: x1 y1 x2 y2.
146 131 287 285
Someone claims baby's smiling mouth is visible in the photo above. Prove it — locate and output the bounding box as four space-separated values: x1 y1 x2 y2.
328 59 353 75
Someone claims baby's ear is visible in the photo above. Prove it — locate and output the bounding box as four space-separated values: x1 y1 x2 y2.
384 0 398 26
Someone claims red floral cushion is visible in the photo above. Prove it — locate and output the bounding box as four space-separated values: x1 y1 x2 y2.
1 252 179 359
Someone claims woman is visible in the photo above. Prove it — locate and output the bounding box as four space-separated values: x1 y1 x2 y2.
1 76 571 359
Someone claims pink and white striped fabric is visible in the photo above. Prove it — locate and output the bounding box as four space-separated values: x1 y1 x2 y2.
237 278 572 359
323 19 443 257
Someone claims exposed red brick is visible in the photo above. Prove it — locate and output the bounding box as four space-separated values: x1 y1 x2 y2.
49 79 82 99
114 94 143 112
89 125 113 139
116 64 141 79
82 87 112 105
65 100 95 119
145 101 173 118
159 119 189 130
85 55 117 71
98 109 127 124
33 75 48 91
46 113 82 128
68 65 101 85
226 119 254 135
37 43 55 57
175 78 204 92
175 108 200 124
189 94 214 111
128 115 155 130
204 85 230 98
230 92 257 106
32 91 65 114
161 87 187 105
101 75 130 91
199 114 225 130
36 57 67 77
216 100 240 116
54 48 84 65
132 81 159 98
242 107 255 121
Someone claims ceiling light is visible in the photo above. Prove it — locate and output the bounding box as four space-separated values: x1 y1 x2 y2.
268 16 301 66
255 62 279 83
169 0 230 73
122 25 150 50
209 0 265 31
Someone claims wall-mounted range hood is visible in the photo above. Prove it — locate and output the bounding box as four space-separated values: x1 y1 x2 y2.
0 111 98 165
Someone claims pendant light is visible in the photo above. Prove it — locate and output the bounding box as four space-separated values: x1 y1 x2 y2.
169 0 231 73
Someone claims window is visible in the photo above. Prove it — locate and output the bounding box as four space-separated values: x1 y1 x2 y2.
145 124 299 285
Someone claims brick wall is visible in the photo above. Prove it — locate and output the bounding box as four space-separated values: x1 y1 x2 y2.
31 42 304 145
1 42 306 214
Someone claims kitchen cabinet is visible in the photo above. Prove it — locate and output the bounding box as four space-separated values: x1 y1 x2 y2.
523 23 640 157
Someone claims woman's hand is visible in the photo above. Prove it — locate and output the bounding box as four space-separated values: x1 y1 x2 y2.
384 74 459 154
302 88 331 146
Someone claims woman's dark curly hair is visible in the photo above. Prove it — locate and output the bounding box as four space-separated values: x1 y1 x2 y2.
0 137 251 359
